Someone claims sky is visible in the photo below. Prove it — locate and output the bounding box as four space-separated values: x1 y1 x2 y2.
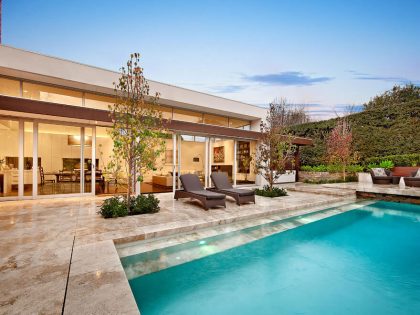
2 0 420 119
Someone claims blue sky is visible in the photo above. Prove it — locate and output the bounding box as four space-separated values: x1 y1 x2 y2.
3 0 420 119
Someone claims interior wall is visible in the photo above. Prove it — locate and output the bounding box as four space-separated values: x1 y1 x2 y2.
0 128 19 165
212 139 234 166
236 140 257 182
180 141 206 173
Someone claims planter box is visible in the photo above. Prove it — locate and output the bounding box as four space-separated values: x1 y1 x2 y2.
258 170 296 186
298 171 343 182
391 166 419 177
358 172 372 183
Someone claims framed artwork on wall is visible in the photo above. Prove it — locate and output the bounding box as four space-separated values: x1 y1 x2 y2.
213 146 225 163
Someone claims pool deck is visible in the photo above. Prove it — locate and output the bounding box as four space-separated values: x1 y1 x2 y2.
0 182 417 314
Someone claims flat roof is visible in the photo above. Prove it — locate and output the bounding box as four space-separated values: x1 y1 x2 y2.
0 45 266 121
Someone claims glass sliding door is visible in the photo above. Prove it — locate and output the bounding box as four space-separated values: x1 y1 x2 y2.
0 119 20 198
179 135 206 186
38 123 83 195
142 133 174 194
236 140 257 185
23 122 35 196
81 127 94 194
210 138 235 185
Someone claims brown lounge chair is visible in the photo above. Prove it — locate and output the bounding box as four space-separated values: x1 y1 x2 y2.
175 174 226 210
370 169 392 185
404 169 420 187
209 172 255 205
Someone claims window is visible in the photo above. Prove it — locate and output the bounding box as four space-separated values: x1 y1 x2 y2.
229 118 251 129
173 108 203 123
23 82 83 106
85 93 115 110
146 103 173 119
0 77 20 97
203 114 229 127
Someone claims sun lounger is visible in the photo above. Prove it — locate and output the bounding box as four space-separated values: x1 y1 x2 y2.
174 174 226 210
209 172 255 205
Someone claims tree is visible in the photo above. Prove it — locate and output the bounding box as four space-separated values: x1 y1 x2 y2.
255 99 297 191
109 53 166 204
364 84 420 110
325 118 357 180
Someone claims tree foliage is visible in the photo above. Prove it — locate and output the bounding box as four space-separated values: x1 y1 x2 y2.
325 119 358 179
255 99 297 190
109 53 166 202
364 84 420 110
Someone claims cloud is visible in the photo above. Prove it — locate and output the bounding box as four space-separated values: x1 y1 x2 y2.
351 72 420 85
245 71 333 86
211 85 247 93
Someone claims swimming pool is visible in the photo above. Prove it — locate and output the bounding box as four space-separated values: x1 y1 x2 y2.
122 201 420 315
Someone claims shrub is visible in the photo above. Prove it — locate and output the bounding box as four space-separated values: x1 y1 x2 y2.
364 153 420 167
367 163 379 170
98 194 160 218
303 176 358 184
131 194 160 214
98 196 129 218
379 160 394 170
346 165 364 173
255 185 288 198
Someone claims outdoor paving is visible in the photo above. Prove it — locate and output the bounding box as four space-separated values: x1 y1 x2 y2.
0 188 357 314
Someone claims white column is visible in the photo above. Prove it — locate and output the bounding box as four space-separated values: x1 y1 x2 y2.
204 137 209 188
172 133 177 193
91 126 96 196
135 168 141 196
32 122 38 197
233 139 237 186
80 127 85 194
177 134 181 189
18 120 24 197
208 138 213 186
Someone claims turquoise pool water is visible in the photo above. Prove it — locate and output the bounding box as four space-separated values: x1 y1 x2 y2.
126 201 420 315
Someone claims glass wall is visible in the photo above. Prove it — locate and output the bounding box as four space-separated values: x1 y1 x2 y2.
38 123 83 195
179 135 206 185
23 122 35 196
4 78 253 129
96 127 173 195
203 114 228 127
236 140 257 185
142 134 174 193
0 120 19 198
173 109 203 123
210 138 235 184
85 93 115 110
0 77 20 97
96 126 126 195
23 82 83 106
229 118 251 130
82 128 93 194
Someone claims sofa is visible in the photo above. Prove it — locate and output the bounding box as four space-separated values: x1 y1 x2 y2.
403 169 420 187
370 168 392 184
152 175 173 187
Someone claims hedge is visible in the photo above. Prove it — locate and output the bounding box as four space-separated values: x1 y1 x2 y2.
301 164 364 173
291 100 420 165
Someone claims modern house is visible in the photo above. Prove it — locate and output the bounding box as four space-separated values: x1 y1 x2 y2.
0 45 311 201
